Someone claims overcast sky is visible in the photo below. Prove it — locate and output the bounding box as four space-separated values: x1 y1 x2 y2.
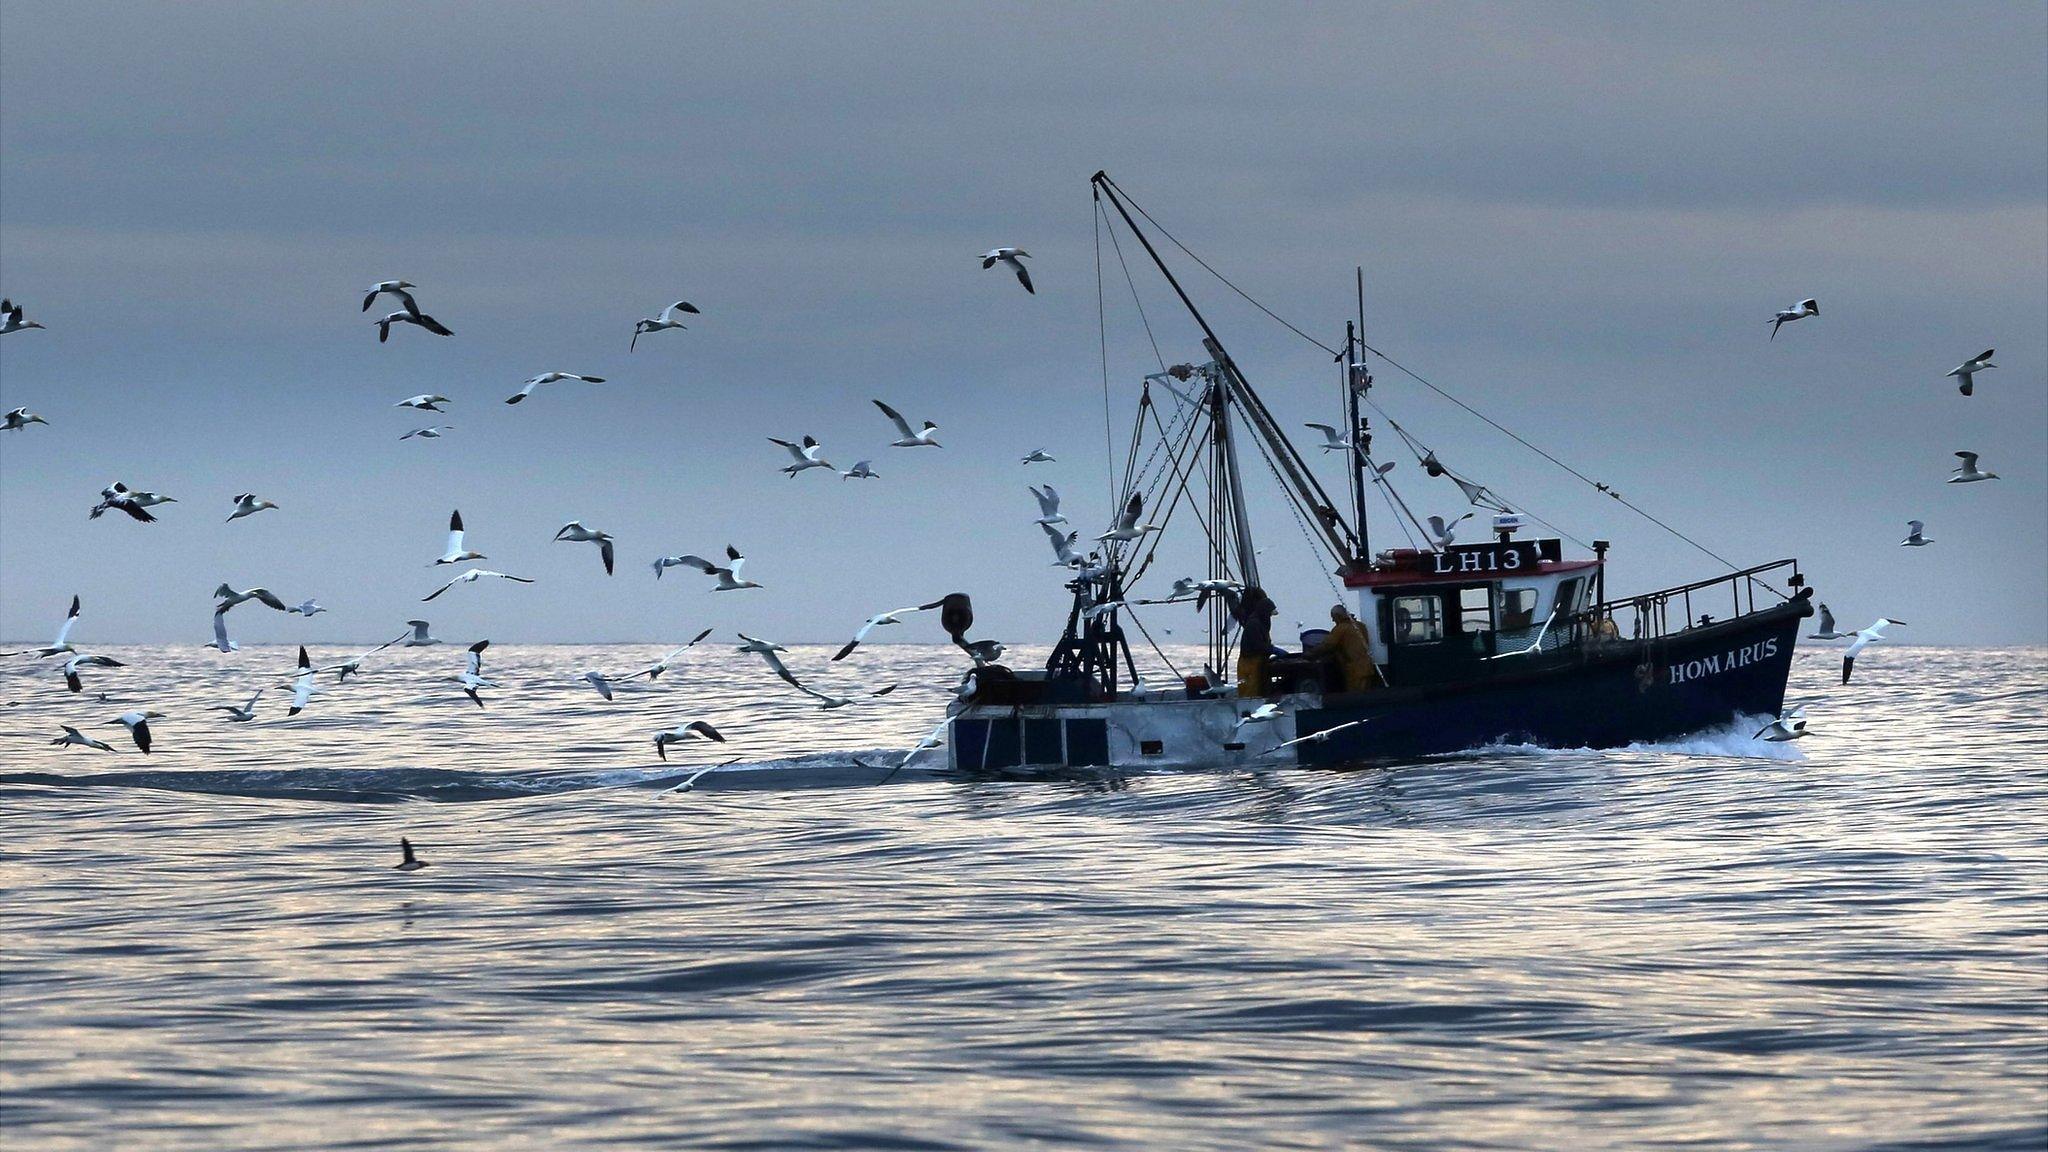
3 2 2043 648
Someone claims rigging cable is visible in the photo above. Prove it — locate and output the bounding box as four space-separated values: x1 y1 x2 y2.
1093 193 1117 512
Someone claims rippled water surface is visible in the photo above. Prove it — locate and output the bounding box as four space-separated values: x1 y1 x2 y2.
4 644 2044 1150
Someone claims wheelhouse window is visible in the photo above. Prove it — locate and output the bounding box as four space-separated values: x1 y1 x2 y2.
1459 586 1494 634
1554 577 1584 618
1500 587 1538 631
1391 595 1443 643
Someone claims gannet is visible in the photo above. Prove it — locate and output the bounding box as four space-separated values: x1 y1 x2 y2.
768 435 834 476
624 628 715 680
362 280 418 313
842 460 880 480
109 710 165 754
1232 702 1283 734
211 689 262 723
422 569 535 602
227 493 280 522
874 399 942 447
662 755 743 794
981 247 1034 294
1768 297 1818 339
288 646 316 715
831 604 936 661
51 725 115 752
653 720 726 759
400 425 454 440
672 546 761 590
1753 706 1808 742
395 394 451 411
1948 452 2000 483
61 653 124 693
455 640 496 707
214 585 290 613
631 300 698 351
1841 619 1904 684
580 670 620 701
375 309 452 342
434 510 486 565
3 407 49 431
1945 349 1994 396
0 298 46 334
506 372 603 405
3 594 81 658
554 521 616 575
89 482 174 522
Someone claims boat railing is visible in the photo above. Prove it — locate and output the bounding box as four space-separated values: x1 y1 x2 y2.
1573 558 1802 646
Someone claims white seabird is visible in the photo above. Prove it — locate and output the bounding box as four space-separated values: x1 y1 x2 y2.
288 646 317 715
662 755 743 794
51 725 115 752
624 628 716 680
434 510 486 565
1808 603 1849 640
1040 522 1086 568
227 493 280 522
422 569 535 602
211 689 263 723
506 372 604 405
554 521 616 575
769 435 834 476
1841 618 1905 685
653 720 726 759
208 609 240 653
362 280 418 313
0 298 47 334
1900 521 1933 547
4 594 81 658
400 425 454 440
1231 702 1283 734
61 653 124 694
1021 449 1056 464
89 482 175 523
842 460 880 480
3 407 49 431
400 619 442 647
672 546 761 590
1029 484 1067 526
1768 297 1819 340
320 630 410 681
1426 513 1474 550
288 599 326 616
580 670 620 701
1945 349 1994 396
454 640 496 707
108 710 165 754
1948 452 2000 483
981 247 1034 294
395 394 451 412
1097 492 1161 544
214 585 291 614
1753 705 1808 742
874 400 942 447
832 604 937 661
1303 423 1355 453
375 309 453 342
631 300 699 351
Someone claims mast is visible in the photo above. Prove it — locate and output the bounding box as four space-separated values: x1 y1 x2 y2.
1348 267 1372 563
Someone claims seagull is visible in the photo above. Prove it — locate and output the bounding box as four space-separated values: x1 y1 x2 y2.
1753 706 1808 742
1768 297 1818 339
1029 484 1067 525
51 725 115 752
211 689 262 723
1948 451 2000 483
623 628 716 680
662 755 743 794
227 493 280 522
1021 449 1056 464
1808 604 1850 640
653 720 727 759
400 619 442 647
3 407 49 431
208 609 239 653
400 425 454 440
61 653 124 693
214 585 290 613
108 710 165 754
506 372 603 405
554 521 616 575
1 298 47 334
1426 513 1474 549
89 482 174 522
769 435 834 476
580 670 620 701
631 300 699 351
671 546 761 590
375 309 453 342
874 400 942 447
842 460 880 480
832 605 936 661
1041 522 1086 568
288 599 326 616
422 569 535 602
1945 349 1994 396
4 594 81 658
1303 423 1355 453
395 837 428 871
1083 598 1128 622
395 394 451 412
288 646 316 714
1097 492 1161 544
434 510 486 564
1841 619 1905 684
454 640 496 707
362 280 418 313
981 247 1034 294
1900 521 1933 547
1232 702 1283 734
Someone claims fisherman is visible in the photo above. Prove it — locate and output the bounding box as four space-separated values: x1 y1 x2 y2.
1221 585 1280 697
1309 604 1382 692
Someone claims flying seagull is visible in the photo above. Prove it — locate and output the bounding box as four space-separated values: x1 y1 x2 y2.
375 309 452 342
554 521 616 575
1948 452 1999 483
653 720 726 759
671 546 761 590
208 609 239 653
1841 618 1905 685
1040 521 1086 567
288 599 326 616
362 280 418 313
4 594 81 658
662 755 744 794
3 407 49 431
1303 423 1355 453
214 585 290 614
1900 520 1933 547
400 619 442 647
769 435 834 476
842 460 880 480
981 247 1034 294
506 372 603 405
832 604 937 661
1021 449 1056 464
454 640 496 707
422 569 535 602
0 298 47 334
227 493 280 522
108 710 165 754
400 425 454 440
631 300 699 351
1945 350 1994 396
1808 603 1849 640
623 628 716 680
1097 491 1161 544
51 725 115 752
1232 702 1284 734
288 646 316 715
61 653 124 694
1029 484 1066 526
580 670 621 701
874 400 942 447
395 394 451 412
395 837 427 871
434 510 486 565
1768 297 1818 340
1753 705 1809 742
211 689 263 723
1426 513 1474 550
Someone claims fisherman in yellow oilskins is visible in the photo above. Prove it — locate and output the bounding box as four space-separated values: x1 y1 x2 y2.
1311 604 1383 692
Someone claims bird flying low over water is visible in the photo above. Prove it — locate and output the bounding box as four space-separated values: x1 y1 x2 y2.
434 510 486 565
400 425 454 440
0 298 47 334
1232 702 1284 734
375 309 453 342
1841 619 1904 684
4 406 49 430
395 837 427 871
1754 705 1809 742
4 595 81 658
52 725 115 752
400 620 442 647
662 755 744 794
631 300 699 351
623 628 716 680
1768 298 1818 339
211 689 262 723
395 394 451 412
842 460 879 480
454 640 496 707
1900 521 1933 547
1948 452 1999 483
653 720 726 759
1945 350 1994 396
769 435 834 476
62 653 124 694
507 372 604 404
208 610 240 653
1021 449 1056 464
288 646 316 715
554 521 616 575
109 710 165 754
981 247 1034 294
1808 603 1849 640
227 493 280 522
423 568 535 602
214 585 291 614
670 546 761 590
580 670 620 701
874 400 942 447
320 630 411 681
832 604 937 661
362 280 419 313
90 483 175 522
288 599 326 617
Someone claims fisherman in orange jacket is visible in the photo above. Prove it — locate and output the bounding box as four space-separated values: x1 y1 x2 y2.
1311 604 1383 692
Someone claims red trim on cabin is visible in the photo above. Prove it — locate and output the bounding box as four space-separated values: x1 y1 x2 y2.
1340 552 1601 589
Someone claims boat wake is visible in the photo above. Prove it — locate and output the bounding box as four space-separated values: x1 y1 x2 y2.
1452 714 1808 763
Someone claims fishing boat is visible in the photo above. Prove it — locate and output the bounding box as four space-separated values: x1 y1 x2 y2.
944 172 1814 771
